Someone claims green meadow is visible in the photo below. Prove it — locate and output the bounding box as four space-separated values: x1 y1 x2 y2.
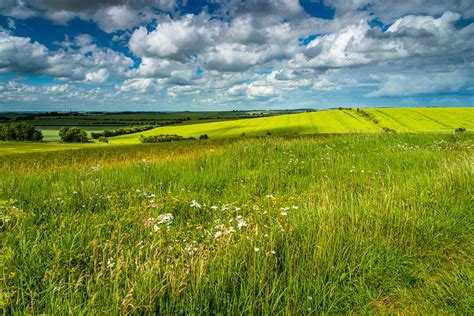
0 108 473 313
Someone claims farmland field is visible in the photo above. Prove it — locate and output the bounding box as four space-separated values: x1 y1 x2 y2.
110 107 474 144
1 132 473 314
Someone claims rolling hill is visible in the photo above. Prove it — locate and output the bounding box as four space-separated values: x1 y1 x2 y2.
109 107 474 144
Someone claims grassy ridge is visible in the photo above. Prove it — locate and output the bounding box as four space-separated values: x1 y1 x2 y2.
1 133 473 313
110 107 474 144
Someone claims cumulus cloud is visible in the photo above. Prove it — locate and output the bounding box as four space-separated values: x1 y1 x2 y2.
84 69 109 83
0 32 50 73
325 0 474 22
0 31 133 80
1 0 473 109
291 11 474 70
367 70 472 97
129 14 215 61
117 78 158 93
1 0 177 32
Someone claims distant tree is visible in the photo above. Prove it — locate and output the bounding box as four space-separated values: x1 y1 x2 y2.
59 127 88 143
199 134 209 140
455 127 466 133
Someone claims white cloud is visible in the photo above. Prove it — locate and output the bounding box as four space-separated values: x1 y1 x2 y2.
0 31 133 81
367 70 472 97
117 78 157 93
129 14 215 61
84 69 109 83
312 78 341 91
93 5 142 33
0 32 50 73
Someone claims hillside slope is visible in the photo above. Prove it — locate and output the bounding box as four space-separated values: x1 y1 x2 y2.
109 107 474 144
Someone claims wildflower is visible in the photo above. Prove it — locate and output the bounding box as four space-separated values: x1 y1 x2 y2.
214 224 224 230
237 219 247 229
210 205 218 210
235 207 241 211
213 231 222 239
153 224 160 232
91 165 100 172
190 200 202 209
280 207 290 211
2 215 12 223
156 213 174 225
281 212 287 216
185 243 199 256
266 194 274 199
292 205 299 210
106 258 115 269
226 227 236 234
254 247 260 252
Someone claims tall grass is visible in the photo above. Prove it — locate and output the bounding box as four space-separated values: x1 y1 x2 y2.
1 133 473 313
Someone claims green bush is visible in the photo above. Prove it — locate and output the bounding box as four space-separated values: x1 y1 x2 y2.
199 134 209 140
98 136 109 143
59 127 88 143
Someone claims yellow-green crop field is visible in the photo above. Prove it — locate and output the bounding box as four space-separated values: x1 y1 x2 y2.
109 107 474 144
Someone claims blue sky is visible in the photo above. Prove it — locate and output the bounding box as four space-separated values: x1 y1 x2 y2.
0 0 473 112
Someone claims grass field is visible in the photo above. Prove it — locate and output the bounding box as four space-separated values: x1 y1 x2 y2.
1 133 473 313
109 107 474 144
39 126 128 141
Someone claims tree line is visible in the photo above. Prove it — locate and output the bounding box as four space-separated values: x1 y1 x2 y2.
0 122 43 141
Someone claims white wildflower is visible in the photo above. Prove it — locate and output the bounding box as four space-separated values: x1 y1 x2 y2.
190 200 202 209
266 194 274 199
281 212 287 216
106 258 115 269
226 227 236 234
156 213 174 225
214 224 224 230
210 205 218 210
237 219 247 229
185 242 198 256
292 205 299 209
213 231 222 239
280 207 290 211
91 165 100 172
153 224 160 232
254 247 260 252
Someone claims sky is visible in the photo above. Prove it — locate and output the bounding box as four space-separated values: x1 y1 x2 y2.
0 0 473 112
